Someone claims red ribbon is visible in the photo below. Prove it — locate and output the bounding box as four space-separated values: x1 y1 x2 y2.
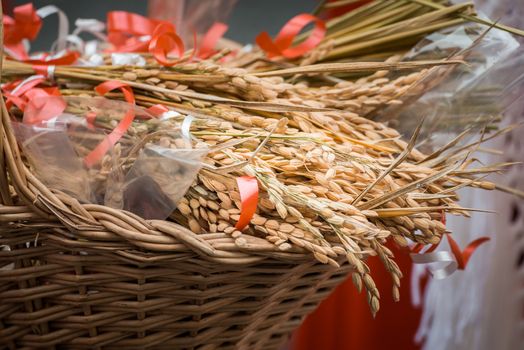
2 3 78 65
2 75 67 125
3 76 45 108
198 22 228 59
148 22 185 67
235 176 259 231
108 10 229 65
24 51 80 66
107 11 167 52
32 65 52 77
3 3 42 59
146 103 169 117
85 111 97 130
256 13 326 59
84 81 136 167
23 87 66 125
411 242 439 254
106 11 186 66
410 210 489 270
446 234 490 270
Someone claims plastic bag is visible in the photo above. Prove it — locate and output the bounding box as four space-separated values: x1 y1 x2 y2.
374 22 522 152
148 0 238 45
14 96 207 220
14 118 93 202
112 142 207 220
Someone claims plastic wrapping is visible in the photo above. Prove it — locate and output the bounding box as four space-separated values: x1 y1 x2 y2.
14 96 207 220
114 143 207 220
14 119 93 202
148 0 238 45
375 23 522 152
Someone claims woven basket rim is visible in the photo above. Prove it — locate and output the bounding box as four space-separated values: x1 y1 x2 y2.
0 101 320 263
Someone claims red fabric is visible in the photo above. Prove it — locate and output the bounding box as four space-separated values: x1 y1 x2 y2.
292 246 422 350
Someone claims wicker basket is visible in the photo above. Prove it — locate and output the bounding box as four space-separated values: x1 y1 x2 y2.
0 90 352 348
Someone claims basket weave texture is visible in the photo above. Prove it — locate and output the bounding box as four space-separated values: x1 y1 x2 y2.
0 83 351 348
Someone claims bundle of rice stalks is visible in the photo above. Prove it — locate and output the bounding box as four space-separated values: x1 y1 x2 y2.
3 47 516 314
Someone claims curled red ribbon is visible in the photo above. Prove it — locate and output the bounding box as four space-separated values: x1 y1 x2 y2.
148 23 185 67
446 234 490 270
2 3 78 65
410 233 490 278
84 81 136 167
2 75 67 125
107 11 167 53
3 76 46 110
410 209 489 275
3 3 42 60
198 22 228 59
107 11 186 66
256 13 326 59
235 176 259 231
23 87 66 125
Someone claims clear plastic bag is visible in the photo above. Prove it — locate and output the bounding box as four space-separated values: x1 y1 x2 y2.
375 22 522 152
14 96 207 220
113 142 207 220
148 0 238 45
14 119 93 203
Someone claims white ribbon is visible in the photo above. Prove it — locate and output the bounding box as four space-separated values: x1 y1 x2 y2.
181 115 195 142
241 44 253 53
111 53 146 66
411 250 458 279
157 112 194 147
72 18 107 41
44 116 59 129
66 18 107 58
84 41 101 57
46 65 56 81
159 110 181 121
9 75 46 96
36 5 69 53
